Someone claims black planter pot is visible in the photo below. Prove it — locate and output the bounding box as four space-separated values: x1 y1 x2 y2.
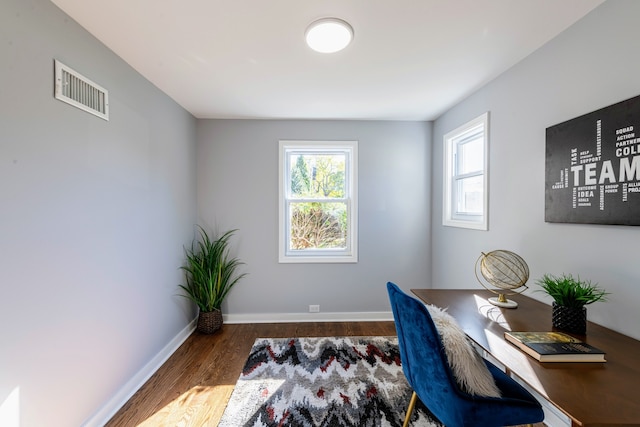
197 309 223 334
552 302 587 335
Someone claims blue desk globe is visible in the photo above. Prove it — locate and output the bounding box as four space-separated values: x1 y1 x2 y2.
475 250 529 308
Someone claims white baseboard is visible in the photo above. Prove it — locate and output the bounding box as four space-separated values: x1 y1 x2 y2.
224 311 394 324
81 317 197 427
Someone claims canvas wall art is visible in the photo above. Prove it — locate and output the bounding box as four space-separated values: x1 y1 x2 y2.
545 94 640 225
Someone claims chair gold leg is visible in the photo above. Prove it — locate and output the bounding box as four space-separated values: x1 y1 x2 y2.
402 391 419 427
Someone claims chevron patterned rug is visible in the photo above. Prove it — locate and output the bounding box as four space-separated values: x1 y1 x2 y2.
218 336 442 427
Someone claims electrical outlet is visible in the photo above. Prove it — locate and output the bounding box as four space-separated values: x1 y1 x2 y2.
309 304 320 313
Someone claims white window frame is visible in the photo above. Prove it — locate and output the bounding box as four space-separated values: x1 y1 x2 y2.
279 140 358 263
443 112 489 230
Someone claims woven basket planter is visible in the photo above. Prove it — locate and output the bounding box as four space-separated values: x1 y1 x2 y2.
197 309 223 334
552 302 587 335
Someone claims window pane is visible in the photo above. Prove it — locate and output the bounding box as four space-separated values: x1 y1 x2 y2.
280 140 358 262
443 112 488 230
456 175 483 215
289 153 345 198
456 135 483 175
289 201 347 250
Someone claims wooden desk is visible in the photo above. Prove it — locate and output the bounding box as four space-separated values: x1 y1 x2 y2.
411 289 640 427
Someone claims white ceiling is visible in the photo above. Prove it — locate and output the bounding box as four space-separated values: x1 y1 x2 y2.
50 0 605 121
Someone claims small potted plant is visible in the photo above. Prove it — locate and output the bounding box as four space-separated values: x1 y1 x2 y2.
179 226 246 334
536 273 609 335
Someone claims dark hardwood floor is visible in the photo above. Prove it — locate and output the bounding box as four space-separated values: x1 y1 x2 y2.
105 321 398 426
106 321 544 426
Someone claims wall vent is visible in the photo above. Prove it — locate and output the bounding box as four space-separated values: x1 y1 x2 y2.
54 60 109 120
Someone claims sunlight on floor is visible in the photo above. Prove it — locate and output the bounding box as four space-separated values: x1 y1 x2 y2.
137 384 235 427
0 387 20 427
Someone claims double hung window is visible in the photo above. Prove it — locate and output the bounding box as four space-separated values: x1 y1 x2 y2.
279 140 358 263
443 112 489 230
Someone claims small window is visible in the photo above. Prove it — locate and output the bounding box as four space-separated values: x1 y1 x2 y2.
443 112 489 230
279 140 358 263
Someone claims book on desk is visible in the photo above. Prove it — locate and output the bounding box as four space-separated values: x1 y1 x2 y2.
504 331 606 362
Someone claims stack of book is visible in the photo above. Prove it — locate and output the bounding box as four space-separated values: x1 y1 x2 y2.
504 331 606 362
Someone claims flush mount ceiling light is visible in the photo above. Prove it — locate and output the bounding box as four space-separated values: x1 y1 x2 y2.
305 18 354 53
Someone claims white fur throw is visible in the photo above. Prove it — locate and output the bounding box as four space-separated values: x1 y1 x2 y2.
426 304 501 397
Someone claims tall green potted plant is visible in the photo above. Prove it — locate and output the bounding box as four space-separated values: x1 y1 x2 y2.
179 226 246 334
536 273 609 335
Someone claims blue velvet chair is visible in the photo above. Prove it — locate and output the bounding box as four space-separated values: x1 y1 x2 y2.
387 282 544 427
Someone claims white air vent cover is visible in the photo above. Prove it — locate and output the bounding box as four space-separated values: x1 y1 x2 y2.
54 60 109 120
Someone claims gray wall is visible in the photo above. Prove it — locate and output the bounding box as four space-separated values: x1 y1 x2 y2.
197 120 431 319
0 1 197 426
432 0 640 340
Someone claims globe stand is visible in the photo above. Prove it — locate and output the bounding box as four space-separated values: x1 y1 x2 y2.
488 294 518 308
475 250 529 310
